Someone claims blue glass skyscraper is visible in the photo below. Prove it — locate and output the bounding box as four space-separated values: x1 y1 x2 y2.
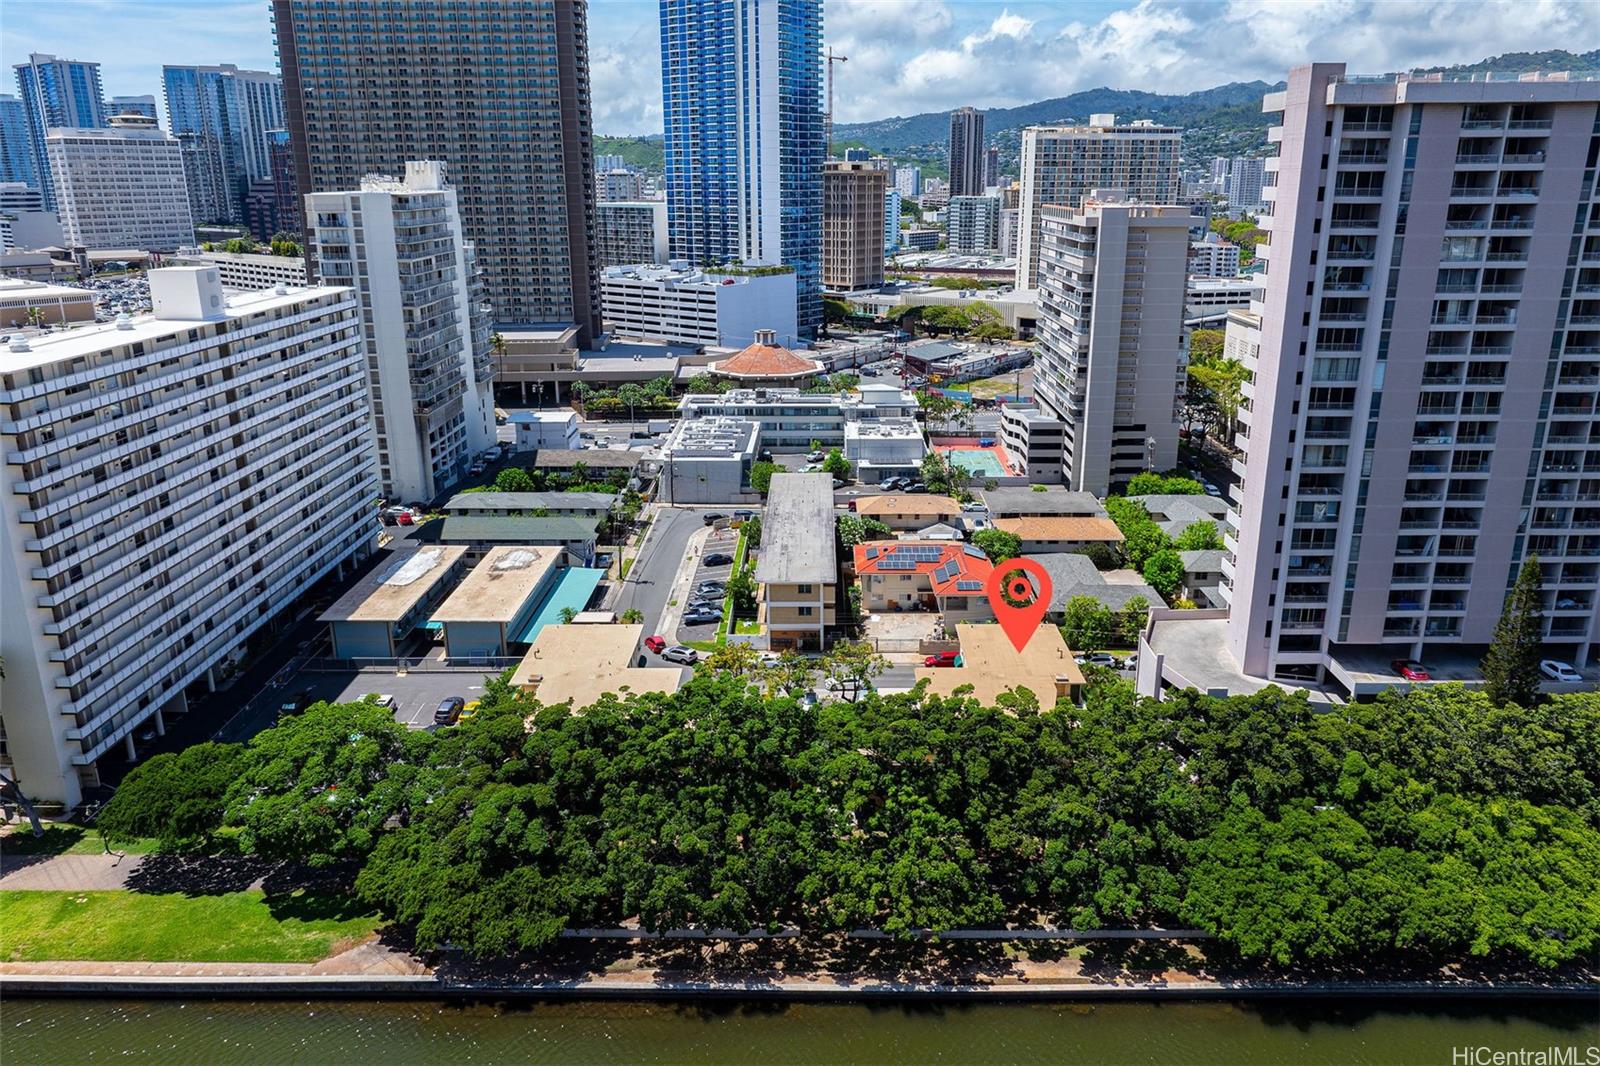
0 94 39 189
660 0 824 336
163 65 284 224
13 53 106 210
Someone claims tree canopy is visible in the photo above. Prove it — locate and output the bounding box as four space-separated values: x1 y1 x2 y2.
97 674 1600 972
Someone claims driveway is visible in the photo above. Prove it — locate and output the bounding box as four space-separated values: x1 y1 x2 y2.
609 505 702 655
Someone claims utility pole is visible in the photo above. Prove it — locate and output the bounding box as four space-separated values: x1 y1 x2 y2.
825 47 848 156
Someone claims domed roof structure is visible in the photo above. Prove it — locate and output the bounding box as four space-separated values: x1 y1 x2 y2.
710 328 822 382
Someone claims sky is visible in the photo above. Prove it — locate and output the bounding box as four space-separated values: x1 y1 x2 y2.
3 0 1597 136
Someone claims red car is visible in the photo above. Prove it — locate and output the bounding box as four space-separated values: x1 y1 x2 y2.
644 635 667 654
1391 659 1431 682
924 651 959 667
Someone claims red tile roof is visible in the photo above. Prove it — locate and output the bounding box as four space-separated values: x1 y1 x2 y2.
852 540 995 597
712 340 822 380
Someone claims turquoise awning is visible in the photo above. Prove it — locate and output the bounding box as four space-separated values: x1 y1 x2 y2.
514 567 607 645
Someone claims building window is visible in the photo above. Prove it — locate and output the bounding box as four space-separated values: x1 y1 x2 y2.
797 583 813 594
798 606 814 617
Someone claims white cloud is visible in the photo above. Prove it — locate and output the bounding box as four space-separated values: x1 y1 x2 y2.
4 0 1592 137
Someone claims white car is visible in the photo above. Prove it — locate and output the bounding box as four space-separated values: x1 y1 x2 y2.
1539 660 1583 683
758 651 782 666
372 694 396 708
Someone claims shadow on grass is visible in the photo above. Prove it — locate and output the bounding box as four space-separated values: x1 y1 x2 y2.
263 885 376 925
0 824 87 856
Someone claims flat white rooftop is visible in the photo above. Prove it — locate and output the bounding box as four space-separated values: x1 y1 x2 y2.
0 283 351 371
431 545 562 625
320 546 468 624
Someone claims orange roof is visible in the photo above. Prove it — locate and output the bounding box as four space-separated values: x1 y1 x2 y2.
853 540 994 596
994 516 1125 543
853 494 961 517
712 340 822 379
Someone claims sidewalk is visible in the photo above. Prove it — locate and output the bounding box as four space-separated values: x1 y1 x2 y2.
0 851 139 891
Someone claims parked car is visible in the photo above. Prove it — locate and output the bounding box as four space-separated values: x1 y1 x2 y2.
372 694 396 708
733 509 756 520
1540 660 1583 683
1391 659 1431 682
758 651 782 666
682 609 722 626
961 502 986 512
278 687 316 720
703 552 734 566
1203 482 1223 498
923 651 959 667
878 479 899 490
433 696 466 726
643 634 667 654
906 482 927 493
661 645 699 665
702 512 726 526
1076 652 1119 669
806 450 824 462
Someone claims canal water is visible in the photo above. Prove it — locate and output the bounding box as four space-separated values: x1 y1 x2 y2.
4 998 1597 1064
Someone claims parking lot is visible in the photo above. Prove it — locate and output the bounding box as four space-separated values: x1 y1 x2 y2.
674 523 742 640
263 663 507 732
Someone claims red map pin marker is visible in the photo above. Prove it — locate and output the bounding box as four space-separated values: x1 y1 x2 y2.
986 557 1052 653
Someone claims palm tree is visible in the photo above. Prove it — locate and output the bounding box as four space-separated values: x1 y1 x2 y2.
617 382 646 431
489 331 507 401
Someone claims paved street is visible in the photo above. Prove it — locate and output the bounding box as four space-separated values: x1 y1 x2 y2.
610 504 703 650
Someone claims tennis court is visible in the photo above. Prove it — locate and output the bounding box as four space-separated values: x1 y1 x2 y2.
939 445 1012 477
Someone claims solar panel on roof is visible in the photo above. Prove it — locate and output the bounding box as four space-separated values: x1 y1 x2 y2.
955 580 984 592
962 544 987 559
863 546 879 560
879 559 914 571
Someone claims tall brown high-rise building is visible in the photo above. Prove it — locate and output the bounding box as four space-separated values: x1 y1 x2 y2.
822 161 887 291
947 106 986 198
272 0 601 344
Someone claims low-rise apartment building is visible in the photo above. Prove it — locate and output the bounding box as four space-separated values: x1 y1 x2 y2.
0 278 95 327
992 515 1125 554
756 473 838 651
853 540 995 626
843 419 926 482
852 494 962 532
0 266 375 805
999 405 1066 483
660 417 761 504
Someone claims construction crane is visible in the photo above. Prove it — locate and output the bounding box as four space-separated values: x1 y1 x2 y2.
826 46 848 155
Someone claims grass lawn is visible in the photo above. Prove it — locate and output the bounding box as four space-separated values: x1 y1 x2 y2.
0 889 383 964
1 824 158 856
967 374 1027 400
619 556 634 580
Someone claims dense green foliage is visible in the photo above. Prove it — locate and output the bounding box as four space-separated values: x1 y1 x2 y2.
1175 521 1222 551
1482 556 1546 707
1140 549 1186 601
837 513 892 549
1059 595 1147 650
822 448 852 480
1105 497 1172 570
97 743 243 850
101 680 1600 972
1126 472 1206 496
749 460 781 495
972 527 1021 564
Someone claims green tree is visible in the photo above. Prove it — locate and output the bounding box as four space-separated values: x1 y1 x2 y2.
494 466 535 493
822 448 851 480
1188 357 1249 443
1115 596 1151 646
1188 328 1224 365
741 514 762 547
97 742 244 850
837 513 892 548
224 701 422 867
620 608 644 624
1106 497 1172 569
1176 521 1222 551
1141 549 1185 601
489 331 507 394
969 321 1015 343
558 606 579 624
1060 596 1113 650
617 382 647 426
726 562 757 616
820 641 888 702
1126 472 1206 496
1074 543 1124 571
1481 555 1546 707
704 641 760 675
972 527 1021 564
749 460 781 495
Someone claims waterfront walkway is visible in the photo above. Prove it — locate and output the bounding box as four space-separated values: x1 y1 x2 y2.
3 848 1595 999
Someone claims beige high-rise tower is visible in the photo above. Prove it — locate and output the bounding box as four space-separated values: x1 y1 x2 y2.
822 160 887 291
272 0 601 344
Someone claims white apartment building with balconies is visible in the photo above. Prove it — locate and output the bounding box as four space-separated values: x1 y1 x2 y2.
947 195 1001 255
45 118 193 252
1032 197 1190 495
595 201 668 267
1225 65 1600 685
306 161 495 504
0 266 376 805
1016 115 1181 290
